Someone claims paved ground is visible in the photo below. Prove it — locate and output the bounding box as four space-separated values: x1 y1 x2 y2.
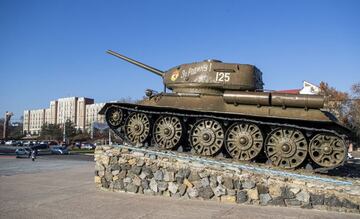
0 155 359 219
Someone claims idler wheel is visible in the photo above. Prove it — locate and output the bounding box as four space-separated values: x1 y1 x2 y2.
225 123 263 161
265 128 308 169
153 116 183 149
309 134 347 168
190 119 224 156
125 112 150 145
105 106 123 128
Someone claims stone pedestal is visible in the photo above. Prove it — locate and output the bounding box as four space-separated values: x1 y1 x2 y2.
95 145 360 213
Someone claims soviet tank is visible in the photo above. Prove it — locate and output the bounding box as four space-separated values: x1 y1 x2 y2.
100 50 351 170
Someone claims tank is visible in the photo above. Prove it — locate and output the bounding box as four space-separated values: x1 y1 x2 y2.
100 50 351 170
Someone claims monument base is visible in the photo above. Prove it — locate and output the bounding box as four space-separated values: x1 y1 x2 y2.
94 145 360 213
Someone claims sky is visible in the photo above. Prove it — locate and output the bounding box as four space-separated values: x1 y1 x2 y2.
0 0 359 122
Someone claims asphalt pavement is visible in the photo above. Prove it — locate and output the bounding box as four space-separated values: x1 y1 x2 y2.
0 155 359 219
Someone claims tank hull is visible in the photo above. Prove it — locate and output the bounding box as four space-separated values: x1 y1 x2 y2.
100 94 349 171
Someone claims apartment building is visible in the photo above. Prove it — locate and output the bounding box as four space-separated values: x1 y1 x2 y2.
23 97 106 135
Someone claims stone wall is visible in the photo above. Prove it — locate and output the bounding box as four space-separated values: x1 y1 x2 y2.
94 145 360 214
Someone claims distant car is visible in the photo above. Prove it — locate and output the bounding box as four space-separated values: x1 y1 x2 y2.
15 148 31 158
81 143 95 150
31 144 51 155
50 146 69 155
0 140 5 145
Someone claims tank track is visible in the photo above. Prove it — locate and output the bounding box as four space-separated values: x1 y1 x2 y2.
105 104 348 172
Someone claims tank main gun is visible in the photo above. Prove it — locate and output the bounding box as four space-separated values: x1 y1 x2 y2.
107 50 164 77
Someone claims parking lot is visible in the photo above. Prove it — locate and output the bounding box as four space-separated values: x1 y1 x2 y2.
1 153 359 218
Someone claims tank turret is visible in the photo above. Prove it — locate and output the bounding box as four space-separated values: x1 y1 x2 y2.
107 50 264 94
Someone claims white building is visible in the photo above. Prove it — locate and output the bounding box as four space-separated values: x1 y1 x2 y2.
23 97 107 135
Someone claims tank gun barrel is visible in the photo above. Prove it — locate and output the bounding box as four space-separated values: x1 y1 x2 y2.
107 50 164 77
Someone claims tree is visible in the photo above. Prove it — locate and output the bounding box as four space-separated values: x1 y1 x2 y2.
0 118 4 139
347 82 360 144
8 122 24 139
319 81 349 124
40 123 62 141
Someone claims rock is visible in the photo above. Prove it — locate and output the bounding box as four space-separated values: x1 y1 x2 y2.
175 169 190 183
234 179 242 190
118 158 127 164
209 176 218 187
198 186 214 199
290 187 301 195
183 179 193 188
98 170 105 177
178 184 187 196
281 187 295 199
139 172 147 180
237 191 248 203
132 175 142 186
221 195 236 203
324 195 342 207
223 177 234 189
113 180 124 190
247 188 259 200
130 166 142 175
269 184 282 197
112 170 120 176
188 188 199 198
128 158 137 165
243 180 256 189
259 193 272 205
94 176 101 184
123 177 132 184
168 182 179 194
141 167 153 178
285 199 302 206
113 176 119 181
109 156 118 165
101 178 109 188
227 189 236 196
257 184 268 194
216 176 223 184
342 199 359 209
149 179 158 193
136 159 145 167
295 191 310 203
200 177 210 187
269 197 285 206
310 194 324 205
163 171 175 182
105 171 113 182
141 180 149 190
213 185 226 197
118 170 127 179
199 171 209 178
144 189 155 196
95 163 105 171
149 154 157 160
158 182 168 191
188 171 201 181
163 190 171 197
154 170 164 181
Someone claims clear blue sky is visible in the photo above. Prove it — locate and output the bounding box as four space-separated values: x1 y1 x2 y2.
1 0 359 122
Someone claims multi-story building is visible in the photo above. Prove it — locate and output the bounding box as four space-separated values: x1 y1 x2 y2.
23 97 106 135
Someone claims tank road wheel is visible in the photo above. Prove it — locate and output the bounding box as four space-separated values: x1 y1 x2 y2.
265 128 308 169
105 106 123 128
125 113 150 145
153 116 183 149
309 134 347 168
225 123 263 161
190 119 224 156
